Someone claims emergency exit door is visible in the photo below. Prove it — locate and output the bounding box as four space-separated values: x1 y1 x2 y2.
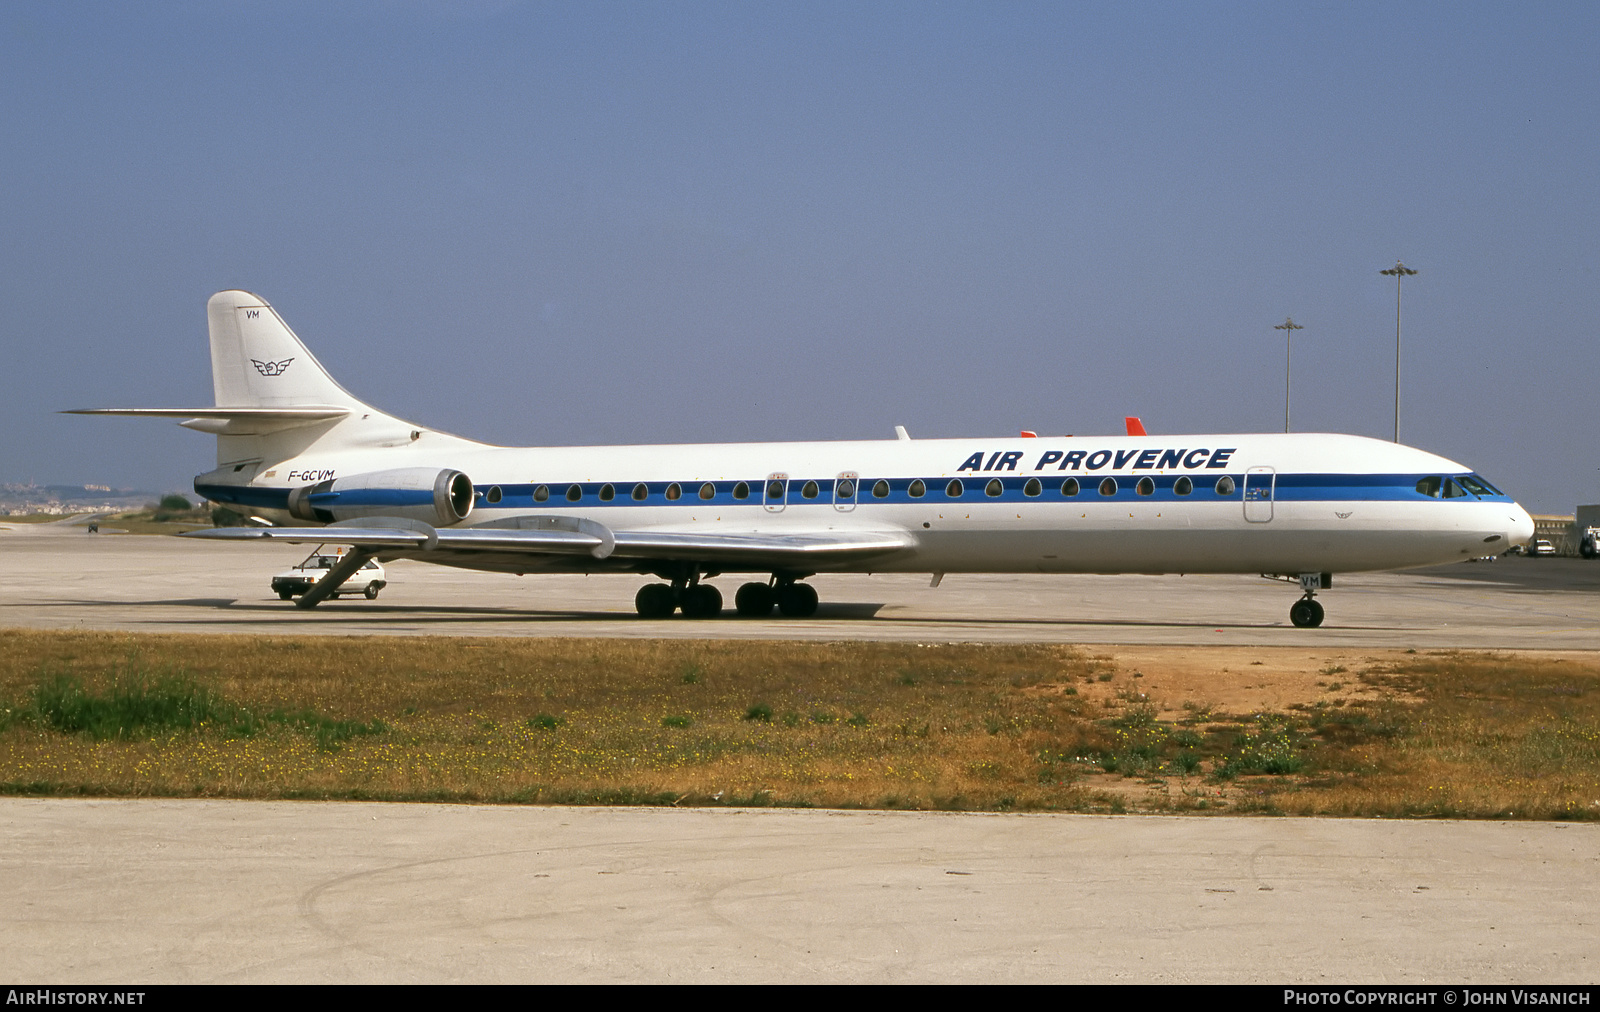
1243 466 1275 523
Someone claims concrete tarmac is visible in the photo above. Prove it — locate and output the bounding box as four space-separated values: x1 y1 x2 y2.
3 525 1599 647
4 528 1598 983
3 799 1596 984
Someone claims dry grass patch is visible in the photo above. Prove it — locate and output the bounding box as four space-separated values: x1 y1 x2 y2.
1 632 1596 818
1270 652 1600 819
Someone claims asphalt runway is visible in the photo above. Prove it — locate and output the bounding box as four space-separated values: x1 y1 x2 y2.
4 524 1598 983
3 799 1595 984
3 522 1599 648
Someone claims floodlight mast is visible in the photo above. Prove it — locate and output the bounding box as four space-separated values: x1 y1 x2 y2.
1380 261 1418 443
1275 317 1304 433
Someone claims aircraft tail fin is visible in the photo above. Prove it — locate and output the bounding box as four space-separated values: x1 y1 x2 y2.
198 291 481 464
1124 416 1148 437
207 291 362 410
70 291 481 472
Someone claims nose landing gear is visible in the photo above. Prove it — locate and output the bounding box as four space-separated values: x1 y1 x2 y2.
1289 597 1325 628
1288 572 1329 628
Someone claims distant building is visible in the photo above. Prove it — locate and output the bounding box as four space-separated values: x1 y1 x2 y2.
1530 514 1579 556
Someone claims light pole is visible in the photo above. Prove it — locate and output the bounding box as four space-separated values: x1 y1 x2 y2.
1275 317 1304 432
1380 260 1418 443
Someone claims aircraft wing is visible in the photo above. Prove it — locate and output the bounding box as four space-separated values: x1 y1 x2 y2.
182 523 605 554
181 519 913 566
607 529 911 564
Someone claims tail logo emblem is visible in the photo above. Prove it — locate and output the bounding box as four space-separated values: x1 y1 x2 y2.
251 358 294 377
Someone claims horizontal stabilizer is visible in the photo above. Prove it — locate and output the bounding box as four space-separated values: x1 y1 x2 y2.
65 406 350 436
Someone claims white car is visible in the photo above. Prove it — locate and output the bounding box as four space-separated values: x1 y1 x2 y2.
1526 538 1557 557
271 550 386 600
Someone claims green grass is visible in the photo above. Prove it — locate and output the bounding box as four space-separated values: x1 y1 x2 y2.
13 669 385 751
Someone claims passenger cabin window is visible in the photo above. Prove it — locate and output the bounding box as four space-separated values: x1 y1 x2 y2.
946 479 963 498
486 485 502 504
1099 477 1117 496
566 484 582 502
801 480 819 499
599 484 615 502
632 483 648 501
1023 478 1041 497
837 479 855 499
665 483 682 501
985 478 1003 497
534 485 549 503
766 479 785 499
1136 477 1154 497
1174 476 1193 496
872 480 890 498
908 479 926 498
1215 476 1236 496
733 482 750 500
1061 478 1080 497
699 482 715 500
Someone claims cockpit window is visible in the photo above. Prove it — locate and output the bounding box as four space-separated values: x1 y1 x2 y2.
1415 477 1442 498
1460 475 1501 497
1443 478 1468 498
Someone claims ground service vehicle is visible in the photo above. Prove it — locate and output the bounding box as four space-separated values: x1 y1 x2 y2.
270 549 385 600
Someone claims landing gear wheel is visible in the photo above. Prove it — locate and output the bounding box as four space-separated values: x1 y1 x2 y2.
364 584 380 600
680 584 723 619
635 583 676 618
777 582 819 618
735 582 775 617
1289 599 1325 628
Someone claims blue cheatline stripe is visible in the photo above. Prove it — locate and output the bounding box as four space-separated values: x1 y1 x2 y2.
307 489 435 507
196 472 1512 513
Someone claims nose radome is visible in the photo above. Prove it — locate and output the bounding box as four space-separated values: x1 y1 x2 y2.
1508 505 1535 548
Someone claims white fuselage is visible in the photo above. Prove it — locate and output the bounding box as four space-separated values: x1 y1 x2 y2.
215 430 1534 577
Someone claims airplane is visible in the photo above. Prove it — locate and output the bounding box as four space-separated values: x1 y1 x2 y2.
70 290 1536 628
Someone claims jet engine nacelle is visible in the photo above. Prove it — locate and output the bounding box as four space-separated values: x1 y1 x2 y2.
288 467 474 525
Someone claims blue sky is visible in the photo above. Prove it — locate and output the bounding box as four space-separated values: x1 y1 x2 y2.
2 2 1596 511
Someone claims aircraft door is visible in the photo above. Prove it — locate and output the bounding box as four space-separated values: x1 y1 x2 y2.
764 472 788 513
833 471 858 512
1242 466 1275 523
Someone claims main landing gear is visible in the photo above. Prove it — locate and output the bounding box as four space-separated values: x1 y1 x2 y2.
734 579 817 618
1286 572 1329 628
633 570 819 619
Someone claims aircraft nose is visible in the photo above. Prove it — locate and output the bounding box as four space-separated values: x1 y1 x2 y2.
1508 504 1535 548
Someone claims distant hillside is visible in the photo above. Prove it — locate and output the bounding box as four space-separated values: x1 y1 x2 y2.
1 482 168 513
